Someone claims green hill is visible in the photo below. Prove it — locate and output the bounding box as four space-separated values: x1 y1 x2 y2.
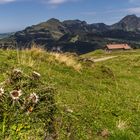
0 48 140 139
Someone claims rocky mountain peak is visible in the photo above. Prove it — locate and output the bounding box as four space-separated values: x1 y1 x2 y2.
111 14 140 31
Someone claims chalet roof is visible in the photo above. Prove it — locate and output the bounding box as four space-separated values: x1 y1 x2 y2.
106 44 131 50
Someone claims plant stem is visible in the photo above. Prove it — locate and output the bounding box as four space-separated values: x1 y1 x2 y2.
2 113 6 136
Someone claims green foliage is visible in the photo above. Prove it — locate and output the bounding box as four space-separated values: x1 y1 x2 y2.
70 35 79 43
92 49 105 55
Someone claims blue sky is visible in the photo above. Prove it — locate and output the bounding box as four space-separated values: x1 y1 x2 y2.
0 0 140 33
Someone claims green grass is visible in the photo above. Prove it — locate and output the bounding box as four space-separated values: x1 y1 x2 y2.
0 49 140 139
81 49 140 59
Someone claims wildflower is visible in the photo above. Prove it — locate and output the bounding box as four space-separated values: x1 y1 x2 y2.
26 106 34 115
13 69 22 75
12 69 22 80
10 90 22 100
32 71 41 79
0 88 4 96
66 108 73 113
29 92 39 103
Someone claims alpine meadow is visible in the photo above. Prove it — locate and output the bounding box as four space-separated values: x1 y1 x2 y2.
0 0 140 139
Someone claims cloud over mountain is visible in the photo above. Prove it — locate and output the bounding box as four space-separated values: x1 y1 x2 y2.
127 7 140 14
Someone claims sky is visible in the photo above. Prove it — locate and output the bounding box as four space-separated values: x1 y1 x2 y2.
0 0 140 33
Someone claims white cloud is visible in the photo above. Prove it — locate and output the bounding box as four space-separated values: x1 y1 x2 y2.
46 0 80 5
0 0 16 4
127 7 140 14
48 0 67 5
0 0 80 5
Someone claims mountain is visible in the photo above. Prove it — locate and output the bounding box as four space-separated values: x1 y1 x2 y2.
1 14 140 54
63 20 89 34
13 18 69 48
111 14 140 31
0 32 14 39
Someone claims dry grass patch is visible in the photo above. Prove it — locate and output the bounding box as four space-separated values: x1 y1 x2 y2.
16 43 46 68
28 43 45 55
116 119 128 130
17 50 36 68
51 52 82 71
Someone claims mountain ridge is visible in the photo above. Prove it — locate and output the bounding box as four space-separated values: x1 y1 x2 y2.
1 14 140 54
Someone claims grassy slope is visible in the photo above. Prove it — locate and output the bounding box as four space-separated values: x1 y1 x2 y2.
0 49 140 139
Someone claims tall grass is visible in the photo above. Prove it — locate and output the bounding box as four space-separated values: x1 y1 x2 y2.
16 43 45 68
51 52 82 71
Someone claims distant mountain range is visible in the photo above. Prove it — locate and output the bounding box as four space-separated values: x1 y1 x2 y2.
1 14 140 54
0 32 14 39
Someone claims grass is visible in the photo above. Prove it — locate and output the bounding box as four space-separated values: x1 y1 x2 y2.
81 49 140 59
50 52 82 71
0 48 140 139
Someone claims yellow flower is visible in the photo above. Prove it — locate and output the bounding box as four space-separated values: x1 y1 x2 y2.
26 106 34 115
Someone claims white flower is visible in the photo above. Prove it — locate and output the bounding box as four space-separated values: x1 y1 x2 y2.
32 71 41 79
13 69 22 75
29 92 39 103
66 108 73 113
10 90 22 100
0 88 4 96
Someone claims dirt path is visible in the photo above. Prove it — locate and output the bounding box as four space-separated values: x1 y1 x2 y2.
93 56 118 62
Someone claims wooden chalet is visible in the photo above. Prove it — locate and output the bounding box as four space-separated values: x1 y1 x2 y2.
105 44 132 52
